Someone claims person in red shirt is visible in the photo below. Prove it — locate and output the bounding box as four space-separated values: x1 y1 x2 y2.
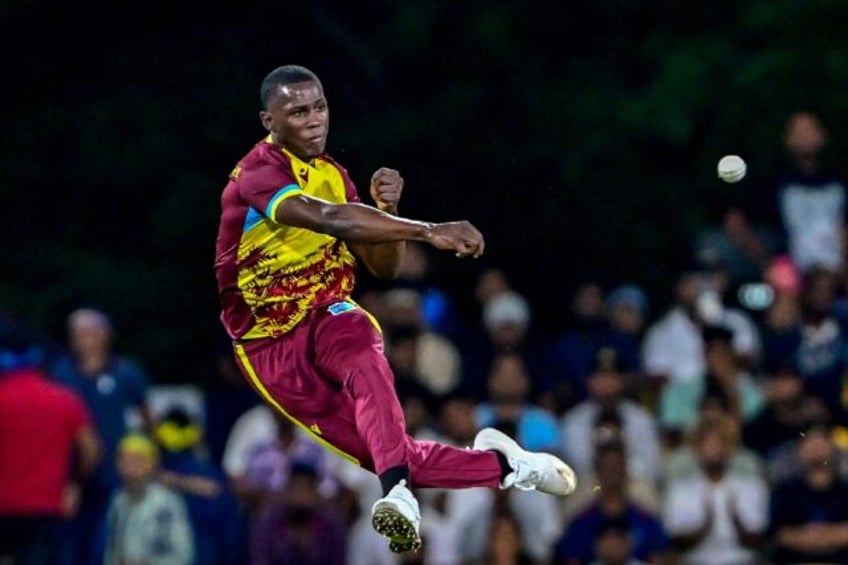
0 314 101 565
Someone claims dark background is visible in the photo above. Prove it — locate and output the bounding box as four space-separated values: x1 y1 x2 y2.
3 0 848 384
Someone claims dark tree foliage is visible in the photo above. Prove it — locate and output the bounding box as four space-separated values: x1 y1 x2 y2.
2 0 847 383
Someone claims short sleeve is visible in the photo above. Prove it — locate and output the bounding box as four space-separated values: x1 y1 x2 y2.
238 164 303 221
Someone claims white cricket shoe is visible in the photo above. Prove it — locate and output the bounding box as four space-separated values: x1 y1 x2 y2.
371 479 422 553
473 427 577 495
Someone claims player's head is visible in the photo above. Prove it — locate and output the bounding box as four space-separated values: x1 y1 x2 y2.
259 64 329 160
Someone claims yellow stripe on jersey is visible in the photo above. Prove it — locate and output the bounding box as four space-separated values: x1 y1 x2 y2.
234 343 360 465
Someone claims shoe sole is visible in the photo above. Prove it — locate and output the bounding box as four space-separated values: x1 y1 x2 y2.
474 428 577 496
372 505 422 553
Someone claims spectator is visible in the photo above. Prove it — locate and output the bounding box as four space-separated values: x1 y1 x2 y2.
483 498 535 565
236 411 338 515
461 289 543 402
0 314 101 565
722 110 847 276
222 403 278 486
381 288 463 397
431 393 495 563
662 411 768 565
604 284 649 379
154 405 246 565
743 357 830 468
474 352 563 562
588 516 653 565
556 438 669 565
385 241 464 342
768 418 848 563
560 347 662 485
475 351 560 453
249 460 347 565
762 266 848 420
642 271 760 395
48 307 152 565
474 266 514 307
658 324 764 440
384 322 444 414
101 433 194 565
544 281 641 409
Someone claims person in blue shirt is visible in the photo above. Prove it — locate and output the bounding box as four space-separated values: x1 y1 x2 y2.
48 307 152 565
556 439 669 565
475 351 560 453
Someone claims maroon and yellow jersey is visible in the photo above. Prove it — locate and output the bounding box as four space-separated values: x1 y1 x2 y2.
215 135 360 339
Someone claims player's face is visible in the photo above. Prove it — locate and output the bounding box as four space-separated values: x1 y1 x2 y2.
260 80 329 160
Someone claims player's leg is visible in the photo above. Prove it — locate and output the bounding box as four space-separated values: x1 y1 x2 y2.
310 302 504 486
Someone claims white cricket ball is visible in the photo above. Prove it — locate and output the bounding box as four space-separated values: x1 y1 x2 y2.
717 154 747 183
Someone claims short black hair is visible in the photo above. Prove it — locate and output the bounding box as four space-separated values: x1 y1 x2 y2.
260 64 321 110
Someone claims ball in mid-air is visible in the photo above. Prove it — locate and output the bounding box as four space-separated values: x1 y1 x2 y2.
717 154 747 183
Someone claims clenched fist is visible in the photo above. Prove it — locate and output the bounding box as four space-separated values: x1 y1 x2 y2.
370 167 403 214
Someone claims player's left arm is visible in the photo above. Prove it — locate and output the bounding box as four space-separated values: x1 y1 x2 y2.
347 167 407 279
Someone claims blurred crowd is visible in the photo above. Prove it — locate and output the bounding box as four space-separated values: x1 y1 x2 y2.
3 110 848 565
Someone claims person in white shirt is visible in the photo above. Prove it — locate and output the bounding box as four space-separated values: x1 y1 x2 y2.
561 347 661 486
662 410 768 565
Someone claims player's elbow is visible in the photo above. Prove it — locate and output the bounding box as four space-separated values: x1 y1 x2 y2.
319 205 358 239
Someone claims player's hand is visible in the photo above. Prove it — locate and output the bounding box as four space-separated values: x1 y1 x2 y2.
428 221 485 258
370 167 403 214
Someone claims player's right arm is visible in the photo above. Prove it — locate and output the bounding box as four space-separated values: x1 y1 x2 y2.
275 194 486 258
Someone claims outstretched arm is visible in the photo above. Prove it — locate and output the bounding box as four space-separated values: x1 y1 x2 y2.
275 187 485 263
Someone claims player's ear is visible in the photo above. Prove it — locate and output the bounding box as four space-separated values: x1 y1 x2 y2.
259 110 272 131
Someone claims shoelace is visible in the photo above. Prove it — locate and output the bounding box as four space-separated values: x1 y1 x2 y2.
508 459 541 491
392 482 422 520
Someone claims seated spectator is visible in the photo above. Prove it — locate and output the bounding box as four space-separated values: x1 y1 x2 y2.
249 460 346 565
590 515 654 565
381 288 462 396
238 412 338 515
384 241 464 343
484 499 536 565
658 324 764 441
475 351 560 453
604 284 649 376
642 271 760 392
544 281 643 410
222 403 278 483
461 289 544 403
662 411 768 565
101 433 194 565
768 418 848 564
384 322 442 418
762 266 848 420
556 438 668 565
473 368 565 563
562 419 660 528
154 405 245 565
743 356 830 471
560 347 661 484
